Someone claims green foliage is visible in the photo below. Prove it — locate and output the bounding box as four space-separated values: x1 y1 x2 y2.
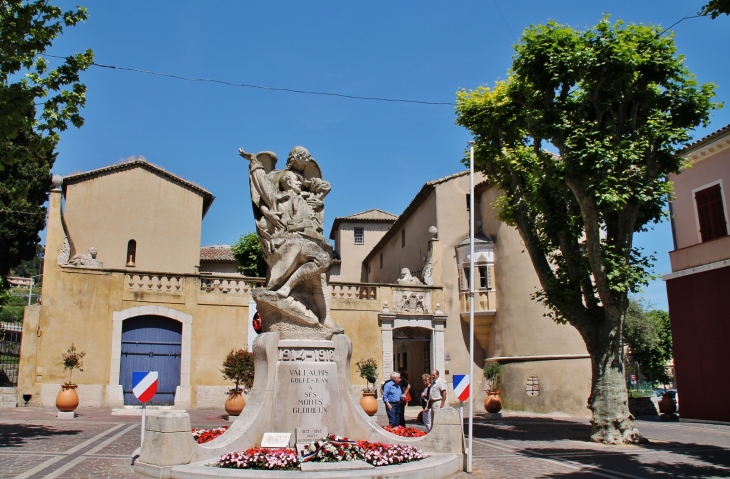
9 244 44 281
221 348 255 392
700 0 730 18
624 299 673 385
1 1 92 280
61 343 85 385
483 362 502 392
355 357 378 391
455 17 718 329
456 17 717 439
231 233 266 277
0 293 25 322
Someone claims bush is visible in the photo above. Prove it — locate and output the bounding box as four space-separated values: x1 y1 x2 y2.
483 362 502 392
221 349 255 392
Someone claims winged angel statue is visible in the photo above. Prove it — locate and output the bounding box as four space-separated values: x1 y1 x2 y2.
240 146 344 339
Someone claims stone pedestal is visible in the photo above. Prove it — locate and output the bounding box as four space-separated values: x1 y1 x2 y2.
134 332 464 473
57 411 76 419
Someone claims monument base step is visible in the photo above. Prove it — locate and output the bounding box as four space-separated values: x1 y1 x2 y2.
0 402 17 408
300 460 373 471
135 461 173 479
168 453 462 478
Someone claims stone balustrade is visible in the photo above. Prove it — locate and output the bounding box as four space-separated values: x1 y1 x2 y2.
198 275 264 295
459 290 496 313
125 274 185 294
329 282 377 300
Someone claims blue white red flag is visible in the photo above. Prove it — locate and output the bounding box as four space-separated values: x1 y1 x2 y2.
132 371 158 403
453 374 470 402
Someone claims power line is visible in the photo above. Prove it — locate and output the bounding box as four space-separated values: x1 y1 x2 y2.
41 54 455 107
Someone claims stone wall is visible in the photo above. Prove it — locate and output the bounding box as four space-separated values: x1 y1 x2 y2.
628 396 659 417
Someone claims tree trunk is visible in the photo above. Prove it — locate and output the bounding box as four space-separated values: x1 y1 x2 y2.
586 323 647 444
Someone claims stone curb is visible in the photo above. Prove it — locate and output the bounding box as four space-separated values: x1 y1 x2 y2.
168 453 461 478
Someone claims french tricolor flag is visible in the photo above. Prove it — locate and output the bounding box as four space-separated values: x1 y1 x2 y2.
132 371 158 403
453 374 470 402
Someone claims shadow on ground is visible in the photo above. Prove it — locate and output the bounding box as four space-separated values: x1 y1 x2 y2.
0 424 82 447
471 416 730 478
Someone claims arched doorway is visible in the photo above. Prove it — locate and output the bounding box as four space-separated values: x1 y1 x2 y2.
119 315 181 405
393 326 431 405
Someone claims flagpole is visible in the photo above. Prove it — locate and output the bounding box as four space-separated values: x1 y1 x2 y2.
468 140 475 473
141 402 146 446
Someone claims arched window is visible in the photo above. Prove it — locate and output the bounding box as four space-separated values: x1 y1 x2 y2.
126 240 136 267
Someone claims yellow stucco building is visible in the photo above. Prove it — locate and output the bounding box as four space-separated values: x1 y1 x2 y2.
19 159 591 415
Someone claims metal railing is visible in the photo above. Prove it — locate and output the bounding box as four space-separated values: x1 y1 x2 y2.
0 323 22 386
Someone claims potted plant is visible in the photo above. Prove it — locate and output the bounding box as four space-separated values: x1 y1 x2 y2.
221 348 254 416
57 344 85 412
355 357 379 416
483 361 503 414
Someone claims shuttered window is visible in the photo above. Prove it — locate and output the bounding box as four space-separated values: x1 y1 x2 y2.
695 184 728 242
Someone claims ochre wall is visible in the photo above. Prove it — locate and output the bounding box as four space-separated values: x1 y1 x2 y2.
331 222 391 283
63 167 205 273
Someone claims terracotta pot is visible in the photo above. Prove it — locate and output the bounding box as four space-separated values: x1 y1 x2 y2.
56 385 79 412
484 392 503 413
658 394 677 415
360 392 378 416
225 391 246 416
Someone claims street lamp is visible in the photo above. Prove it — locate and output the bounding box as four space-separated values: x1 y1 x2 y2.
467 140 475 473
28 274 43 306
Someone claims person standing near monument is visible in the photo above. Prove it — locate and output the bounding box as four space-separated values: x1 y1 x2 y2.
382 372 403 427
397 372 411 427
424 369 448 432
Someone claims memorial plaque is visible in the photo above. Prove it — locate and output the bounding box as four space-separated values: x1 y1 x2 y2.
260 432 291 448
296 426 327 444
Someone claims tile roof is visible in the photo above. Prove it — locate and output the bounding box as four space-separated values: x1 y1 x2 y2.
677 123 730 155
328 208 398 240
62 158 215 218
341 208 398 221
200 245 236 262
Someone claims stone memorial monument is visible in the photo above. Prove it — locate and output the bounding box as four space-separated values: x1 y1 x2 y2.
134 146 464 478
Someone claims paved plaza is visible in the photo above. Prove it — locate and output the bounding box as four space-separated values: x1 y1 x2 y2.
0 406 728 478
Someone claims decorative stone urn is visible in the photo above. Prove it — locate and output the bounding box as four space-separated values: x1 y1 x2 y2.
225 390 246 416
359 392 378 416
484 391 503 414
56 385 79 412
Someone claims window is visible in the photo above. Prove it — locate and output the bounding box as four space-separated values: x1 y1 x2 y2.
401 230 406 248
354 227 364 245
126 240 136 267
464 265 493 290
695 183 728 242
380 254 383 269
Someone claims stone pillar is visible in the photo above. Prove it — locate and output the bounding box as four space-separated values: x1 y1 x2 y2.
379 309 395 378
432 307 447 375
135 411 197 477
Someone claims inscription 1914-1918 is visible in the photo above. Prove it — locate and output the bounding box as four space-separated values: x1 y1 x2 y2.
279 348 334 362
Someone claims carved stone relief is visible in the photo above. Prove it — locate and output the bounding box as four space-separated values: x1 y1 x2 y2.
395 267 423 286
392 290 431 314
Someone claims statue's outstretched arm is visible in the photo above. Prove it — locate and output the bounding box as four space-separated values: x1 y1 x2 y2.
239 148 257 162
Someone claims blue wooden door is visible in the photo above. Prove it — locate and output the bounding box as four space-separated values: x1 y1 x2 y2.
120 316 182 405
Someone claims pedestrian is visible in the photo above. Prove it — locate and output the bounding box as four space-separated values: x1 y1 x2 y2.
418 373 432 424
382 372 402 427
424 369 447 432
398 371 411 427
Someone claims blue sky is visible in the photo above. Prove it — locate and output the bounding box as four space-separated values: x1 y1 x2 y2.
45 1 730 310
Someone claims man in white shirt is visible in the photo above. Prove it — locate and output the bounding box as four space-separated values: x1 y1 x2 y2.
424 369 448 432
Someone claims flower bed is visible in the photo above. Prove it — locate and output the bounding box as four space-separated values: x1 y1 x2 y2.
192 426 229 444
211 434 425 470
382 425 427 437
219 448 299 470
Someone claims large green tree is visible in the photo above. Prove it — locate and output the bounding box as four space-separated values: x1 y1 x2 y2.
455 18 717 444
0 1 92 283
624 299 673 386
231 232 266 278
700 0 730 18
